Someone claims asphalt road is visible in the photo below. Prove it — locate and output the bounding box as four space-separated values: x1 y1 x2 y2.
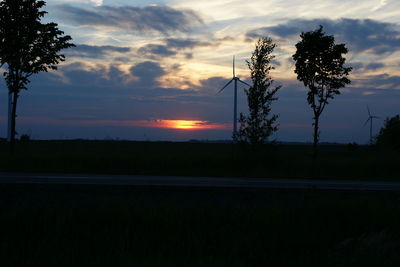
1 172 400 191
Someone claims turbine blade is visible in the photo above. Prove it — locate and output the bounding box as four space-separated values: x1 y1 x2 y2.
372 116 380 119
233 56 235 77
216 79 233 94
367 105 371 116
363 118 370 127
238 79 251 87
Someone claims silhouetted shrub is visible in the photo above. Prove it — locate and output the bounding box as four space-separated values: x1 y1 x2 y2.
347 142 359 151
376 115 400 151
20 134 31 142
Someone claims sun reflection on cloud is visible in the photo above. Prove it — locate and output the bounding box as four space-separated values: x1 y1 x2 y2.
133 119 229 130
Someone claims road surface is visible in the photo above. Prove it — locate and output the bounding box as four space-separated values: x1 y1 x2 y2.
0 172 400 191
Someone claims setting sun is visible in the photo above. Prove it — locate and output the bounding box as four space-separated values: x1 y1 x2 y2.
168 120 199 129
155 120 229 130
130 119 229 130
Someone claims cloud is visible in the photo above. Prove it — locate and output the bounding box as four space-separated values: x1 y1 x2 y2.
364 62 385 70
57 4 203 34
90 0 102 6
62 63 110 85
372 0 388 11
66 44 131 59
130 61 166 88
354 73 400 90
197 76 230 94
52 61 170 90
55 0 103 6
246 18 400 55
165 38 211 49
138 44 177 58
137 38 214 59
35 61 169 92
125 119 229 130
349 61 387 74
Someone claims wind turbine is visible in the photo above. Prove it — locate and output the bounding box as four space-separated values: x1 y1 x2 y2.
363 105 380 145
217 56 250 141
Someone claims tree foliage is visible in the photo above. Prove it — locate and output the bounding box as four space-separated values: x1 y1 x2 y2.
376 115 400 151
238 37 281 145
292 26 351 157
0 0 74 146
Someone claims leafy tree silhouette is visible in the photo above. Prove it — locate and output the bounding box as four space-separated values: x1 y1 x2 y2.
376 115 400 151
237 37 281 145
292 26 351 158
0 0 74 151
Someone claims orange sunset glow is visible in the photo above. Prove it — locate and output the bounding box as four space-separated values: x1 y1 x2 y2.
133 120 230 130
13 117 230 131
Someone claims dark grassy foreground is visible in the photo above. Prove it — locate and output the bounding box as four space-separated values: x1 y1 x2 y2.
1 183 400 266
0 140 399 180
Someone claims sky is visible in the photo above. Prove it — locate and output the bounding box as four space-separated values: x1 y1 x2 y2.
1 0 400 143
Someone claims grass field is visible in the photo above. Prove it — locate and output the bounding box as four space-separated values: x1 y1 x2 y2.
1 141 400 266
0 140 398 180
1 183 400 266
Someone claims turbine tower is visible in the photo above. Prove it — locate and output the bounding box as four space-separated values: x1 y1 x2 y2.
217 56 250 141
363 105 380 145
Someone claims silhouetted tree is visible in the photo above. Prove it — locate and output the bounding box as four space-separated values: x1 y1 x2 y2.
237 37 281 145
292 26 351 158
376 115 400 151
0 0 74 150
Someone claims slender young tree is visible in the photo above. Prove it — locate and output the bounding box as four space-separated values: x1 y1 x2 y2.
0 0 74 149
376 115 400 151
292 26 351 158
237 37 281 145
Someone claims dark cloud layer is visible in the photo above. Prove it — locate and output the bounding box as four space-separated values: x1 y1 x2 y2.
165 38 211 49
355 73 400 89
66 44 131 59
138 44 177 58
138 38 213 59
350 61 387 74
364 62 385 70
246 18 400 55
51 61 168 90
130 61 166 88
57 4 202 34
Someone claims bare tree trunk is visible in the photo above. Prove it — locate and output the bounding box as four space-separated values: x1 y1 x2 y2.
313 115 319 159
10 91 18 154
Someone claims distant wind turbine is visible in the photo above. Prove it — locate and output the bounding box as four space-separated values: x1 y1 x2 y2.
217 56 250 141
363 105 380 145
